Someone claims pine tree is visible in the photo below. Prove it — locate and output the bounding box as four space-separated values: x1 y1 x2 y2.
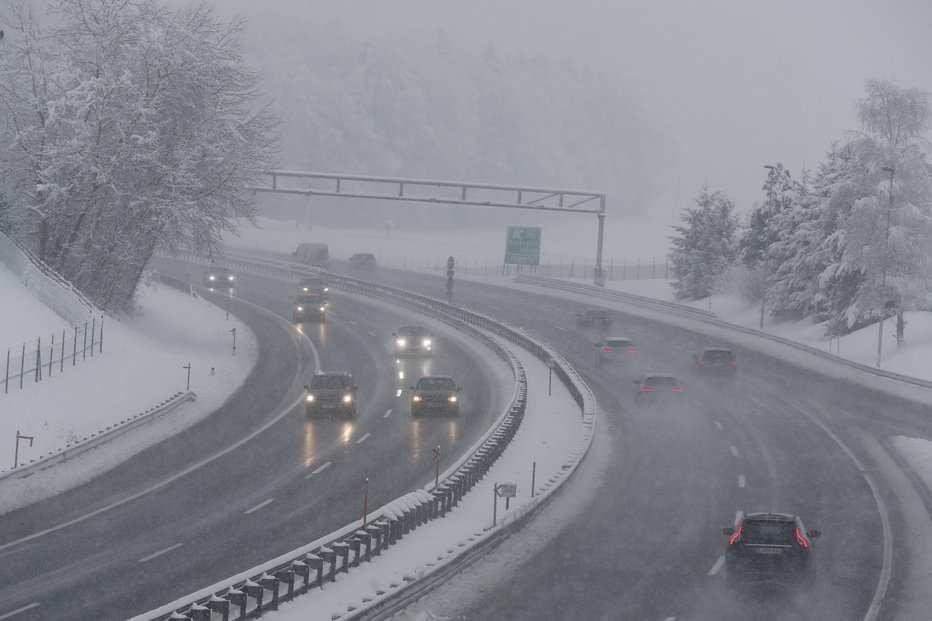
669 187 739 300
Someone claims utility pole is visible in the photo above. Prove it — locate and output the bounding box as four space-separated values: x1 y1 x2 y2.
877 165 895 367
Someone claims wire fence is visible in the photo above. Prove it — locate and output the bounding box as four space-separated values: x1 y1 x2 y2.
3 317 104 396
376 256 671 281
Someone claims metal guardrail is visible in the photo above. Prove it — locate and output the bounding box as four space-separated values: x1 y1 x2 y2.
0 392 195 482
138 252 594 621
516 274 932 390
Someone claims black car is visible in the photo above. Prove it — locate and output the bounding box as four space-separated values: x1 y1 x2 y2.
633 373 683 404
298 275 330 298
349 253 377 271
394 325 433 356
693 347 737 376
305 372 357 418
596 336 637 367
410 376 461 416
293 293 327 323
724 512 820 584
203 266 235 288
576 307 613 329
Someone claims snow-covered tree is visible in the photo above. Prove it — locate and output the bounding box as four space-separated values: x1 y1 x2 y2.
669 187 739 300
738 163 795 269
0 0 277 311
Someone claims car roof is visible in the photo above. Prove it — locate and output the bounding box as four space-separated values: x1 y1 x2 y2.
642 373 679 380
417 375 454 382
315 371 351 377
743 512 797 521
606 336 633 342
399 325 428 332
702 347 734 354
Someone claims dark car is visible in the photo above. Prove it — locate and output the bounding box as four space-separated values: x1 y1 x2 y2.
596 336 637 367
724 512 820 585
305 372 357 418
576 307 613 329
410 376 461 416
293 293 327 323
693 347 737 376
633 373 684 404
349 253 377 271
394 325 433 356
298 275 330 298
203 266 235 288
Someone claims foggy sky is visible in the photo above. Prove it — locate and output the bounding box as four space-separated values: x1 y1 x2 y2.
223 0 932 213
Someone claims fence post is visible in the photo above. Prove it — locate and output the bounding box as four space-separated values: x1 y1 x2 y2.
73 325 77 366
622 258 627 280
99 316 104 353
83 321 88 361
4 348 8 394
35 337 41 382
48 333 54 377
60 330 65 374
90 318 96 358
20 343 25 389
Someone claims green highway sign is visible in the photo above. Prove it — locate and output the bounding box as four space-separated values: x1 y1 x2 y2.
504 226 541 266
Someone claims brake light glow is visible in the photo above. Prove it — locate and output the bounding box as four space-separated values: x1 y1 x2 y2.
640 386 653 392
796 528 810 549
729 524 742 545
602 347 613 353
698 359 706 365
628 348 637 354
729 359 737 366
671 387 683 392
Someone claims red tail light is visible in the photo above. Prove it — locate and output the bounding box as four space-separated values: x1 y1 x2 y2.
729 359 737 366
698 359 706 365
671 387 683 393
729 524 742 546
602 347 613 353
796 527 810 549
627 348 637 354
640 386 653 392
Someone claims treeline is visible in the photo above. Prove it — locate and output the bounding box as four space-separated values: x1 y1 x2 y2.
669 79 932 340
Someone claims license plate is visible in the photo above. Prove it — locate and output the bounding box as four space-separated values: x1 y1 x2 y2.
322 404 336 410
755 547 782 555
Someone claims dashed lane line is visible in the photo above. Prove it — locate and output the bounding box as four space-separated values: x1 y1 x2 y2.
713 420 724 431
395 389 403 397
306 461 332 479
356 433 371 445
0 603 41 620
738 475 746 488
384 409 393 418
244 499 274 515
707 555 725 576
139 543 184 563
729 445 740 457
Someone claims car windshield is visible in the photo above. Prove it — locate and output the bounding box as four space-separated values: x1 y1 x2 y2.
296 295 324 304
743 519 797 545
311 376 347 389
400 326 428 336
418 378 455 391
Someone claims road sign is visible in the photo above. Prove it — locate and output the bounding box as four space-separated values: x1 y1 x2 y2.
504 226 541 266
496 482 517 498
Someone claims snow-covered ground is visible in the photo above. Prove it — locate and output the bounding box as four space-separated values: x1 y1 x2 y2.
4 216 932 618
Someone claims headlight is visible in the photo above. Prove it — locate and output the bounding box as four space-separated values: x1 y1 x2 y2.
302 287 309 292
319 306 326 312
412 395 422 402
448 395 458 403
323 287 330 292
228 275 234 281
342 394 353 403
423 339 432 348
297 306 303 311
306 394 314 402
396 339 407 347
208 275 216 281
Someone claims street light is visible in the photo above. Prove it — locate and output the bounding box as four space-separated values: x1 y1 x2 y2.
876 165 895 367
760 164 777 330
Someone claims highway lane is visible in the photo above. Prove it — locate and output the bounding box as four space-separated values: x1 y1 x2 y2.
340 265 932 621
0 264 514 620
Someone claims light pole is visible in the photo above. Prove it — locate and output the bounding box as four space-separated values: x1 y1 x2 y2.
876 165 895 367
760 164 777 330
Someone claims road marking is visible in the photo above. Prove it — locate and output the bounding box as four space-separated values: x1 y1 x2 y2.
0 603 41 619
347 319 357 326
664 618 676 621
356 433 371 445
244 499 274 515
384 409 393 418
735 510 744 525
738 475 746 488
707 555 725 576
139 543 184 563
396 389 403 397
713 420 724 430
729 445 739 457
368 331 377 337
554 326 569 332
306 461 332 478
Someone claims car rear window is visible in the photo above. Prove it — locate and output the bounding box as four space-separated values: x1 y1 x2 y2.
644 376 680 388
703 350 735 361
743 520 796 544
607 339 632 348
418 378 454 390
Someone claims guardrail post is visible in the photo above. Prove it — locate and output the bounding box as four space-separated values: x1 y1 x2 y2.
333 542 350 573
168 612 192 621
207 595 230 621
242 579 263 616
305 553 324 589
292 560 310 594
275 568 296 602
260 573 280 611
348 537 361 568
366 524 382 556
187 604 210 621
319 547 337 582
226 589 246 619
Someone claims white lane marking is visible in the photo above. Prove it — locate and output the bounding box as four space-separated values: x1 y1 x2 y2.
368 331 377 337
244 498 274 515
306 461 332 479
384 409 393 418
664 618 676 621
347 319 358 326
729 445 739 457
735 510 744 525
738 475 746 488
395 389 403 397
713 420 724 431
356 433 371 445
554 326 569 332
0 298 319 554
707 555 725 576
139 543 184 563
0 603 41 619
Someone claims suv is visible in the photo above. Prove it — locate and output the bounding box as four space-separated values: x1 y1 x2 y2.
633 373 684 405
304 372 357 418
293 293 327 323
298 275 330 298
349 252 377 271
724 512 820 584
294 243 330 269
410 376 461 416
394 325 433 356
693 347 737 376
203 266 235 288
596 336 637 367
576 308 613 329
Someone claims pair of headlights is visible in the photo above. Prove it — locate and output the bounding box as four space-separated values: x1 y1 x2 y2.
306 394 353 403
412 395 457 403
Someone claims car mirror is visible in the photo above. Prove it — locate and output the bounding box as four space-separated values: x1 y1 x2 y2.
392 332 397 337
808 529 821 538
409 386 416 391
723 527 735 536
303 384 309 390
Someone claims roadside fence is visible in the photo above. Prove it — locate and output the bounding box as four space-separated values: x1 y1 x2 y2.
379 255 670 281
3 317 104 396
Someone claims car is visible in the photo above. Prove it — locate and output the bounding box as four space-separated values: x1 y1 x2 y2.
633 373 684 404
693 347 737 376
293 293 327 323
410 375 461 416
724 512 820 585
304 372 357 418
394 325 433 356
293 243 331 269
203 266 235 288
298 275 330 298
576 307 613 329
596 336 637 367
349 252 377 271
